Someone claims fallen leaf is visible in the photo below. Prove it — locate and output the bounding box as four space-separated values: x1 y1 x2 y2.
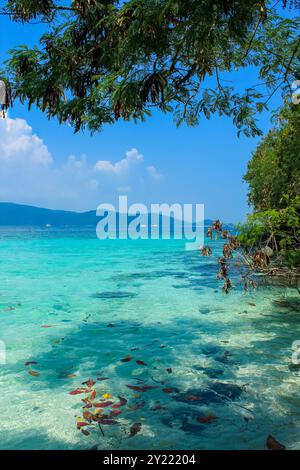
76 421 89 429
197 414 218 424
184 395 203 402
248 302 256 307
131 348 140 352
112 396 128 408
90 390 97 400
93 401 114 408
162 387 179 394
166 368 172 374
121 355 132 363
66 374 77 379
83 411 94 422
266 435 285 451
83 379 96 388
98 418 118 425
126 385 158 392
69 388 88 395
97 377 109 381
107 323 115 328
81 429 90 436
129 422 142 437
25 361 37 366
28 370 40 377
111 409 122 416
136 360 147 366
41 325 53 328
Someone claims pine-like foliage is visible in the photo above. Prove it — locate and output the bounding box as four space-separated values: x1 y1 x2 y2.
1 0 299 134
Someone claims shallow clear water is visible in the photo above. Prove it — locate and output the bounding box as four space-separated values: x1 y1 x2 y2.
0 227 299 450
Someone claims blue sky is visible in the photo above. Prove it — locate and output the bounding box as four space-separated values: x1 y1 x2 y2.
0 11 285 222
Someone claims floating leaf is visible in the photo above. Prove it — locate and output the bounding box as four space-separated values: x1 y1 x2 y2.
197 414 218 424
162 387 179 394
66 374 77 379
81 429 90 436
129 422 142 437
28 370 40 377
166 368 172 374
69 388 88 395
266 435 285 450
90 390 97 400
248 302 256 307
41 325 53 328
94 401 114 408
25 361 37 366
98 418 118 425
83 411 94 422
112 396 128 408
184 394 203 402
97 377 109 381
111 409 122 416
136 360 147 366
121 355 132 363
83 379 96 388
77 421 89 429
126 384 158 392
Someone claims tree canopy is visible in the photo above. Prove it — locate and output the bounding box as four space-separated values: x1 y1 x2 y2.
239 103 300 266
0 0 299 135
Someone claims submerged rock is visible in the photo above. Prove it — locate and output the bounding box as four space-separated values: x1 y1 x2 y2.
91 291 137 299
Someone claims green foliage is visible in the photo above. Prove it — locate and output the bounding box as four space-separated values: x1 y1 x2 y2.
239 105 300 267
1 0 299 134
244 104 300 211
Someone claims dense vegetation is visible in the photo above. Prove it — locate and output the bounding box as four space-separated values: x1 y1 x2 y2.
239 103 300 268
0 0 299 136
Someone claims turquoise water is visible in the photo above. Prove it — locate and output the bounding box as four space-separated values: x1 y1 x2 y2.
0 227 299 450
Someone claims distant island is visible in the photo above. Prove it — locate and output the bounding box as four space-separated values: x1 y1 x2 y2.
0 202 217 227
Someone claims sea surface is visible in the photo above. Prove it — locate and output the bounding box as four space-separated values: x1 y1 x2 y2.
0 227 299 450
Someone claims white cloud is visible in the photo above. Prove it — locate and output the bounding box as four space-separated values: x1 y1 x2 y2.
95 148 144 175
147 165 164 181
0 118 163 210
0 118 53 165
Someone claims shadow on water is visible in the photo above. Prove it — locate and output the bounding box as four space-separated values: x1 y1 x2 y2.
4 292 300 449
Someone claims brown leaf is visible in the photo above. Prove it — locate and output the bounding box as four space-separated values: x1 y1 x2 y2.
28 370 40 377
266 435 286 451
184 395 203 402
126 384 158 392
82 379 96 388
69 388 88 395
112 396 128 408
93 401 114 408
98 418 118 425
129 422 142 437
197 414 218 424
121 355 133 363
162 387 179 394
136 360 147 366
97 377 109 381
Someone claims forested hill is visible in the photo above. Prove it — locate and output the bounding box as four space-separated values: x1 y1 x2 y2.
0 202 216 228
